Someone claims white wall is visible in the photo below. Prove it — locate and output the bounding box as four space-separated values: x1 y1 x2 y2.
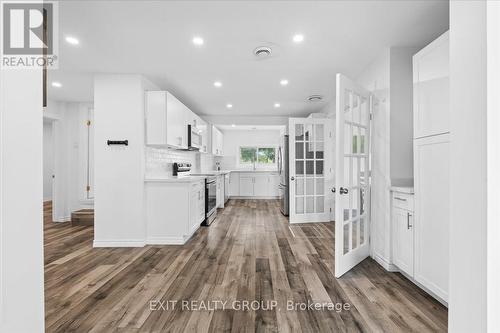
487 2 500 330
389 47 419 183
356 49 392 267
356 46 422 269
0 70 45 332
449 1 487 331
93 74 158 247
220 129 281 170
43 121 55 200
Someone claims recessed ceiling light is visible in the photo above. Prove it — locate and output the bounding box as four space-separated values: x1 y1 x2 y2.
226 104 233 108
192 36 204 46
293 34 304 43
274 103 281 108
65 36 79 45
280 79 289 86
214 81 222 87
231 124 236 128
51 81 62 88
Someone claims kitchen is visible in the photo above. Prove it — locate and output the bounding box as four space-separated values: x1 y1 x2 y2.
1 0 490 332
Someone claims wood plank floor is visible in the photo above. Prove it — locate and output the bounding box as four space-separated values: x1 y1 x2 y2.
44 200 447 332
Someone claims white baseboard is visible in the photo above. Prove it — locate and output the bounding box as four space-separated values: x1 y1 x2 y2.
93 239 146 247
289 219 331 224
146 237 185 245
372 253 399 272
53 216 71 223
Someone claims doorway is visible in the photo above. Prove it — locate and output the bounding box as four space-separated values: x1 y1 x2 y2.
43 117 57 223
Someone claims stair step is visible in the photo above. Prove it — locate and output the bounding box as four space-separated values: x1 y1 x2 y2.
71 209 94 226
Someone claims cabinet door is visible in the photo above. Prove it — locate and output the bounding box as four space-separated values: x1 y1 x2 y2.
145 91 167 146
268 173 280 197
414 134 450 301
253 174 268 197
189 184 199 234
392 207 414 276
229 172 239 196
166 92 187 149
239 176 254 196
218 130 224 155
413 32 449 138
198 187 205 223
198 118 208 153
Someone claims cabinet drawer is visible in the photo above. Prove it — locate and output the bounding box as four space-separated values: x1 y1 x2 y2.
392 192 414 211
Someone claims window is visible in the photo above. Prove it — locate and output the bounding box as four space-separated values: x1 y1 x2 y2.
239 146 276 166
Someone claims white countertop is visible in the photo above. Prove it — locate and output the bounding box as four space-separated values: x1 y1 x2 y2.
390 186 414 194
145 176 207 183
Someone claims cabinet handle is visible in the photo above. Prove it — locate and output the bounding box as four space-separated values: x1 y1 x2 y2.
394 197 407 201
407 212 412 229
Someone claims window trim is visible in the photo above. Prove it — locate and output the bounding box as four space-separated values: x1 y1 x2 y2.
237 145 278 168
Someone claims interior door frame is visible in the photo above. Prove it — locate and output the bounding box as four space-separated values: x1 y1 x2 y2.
288 117 333 224
334 73 372 278
43 113 59 223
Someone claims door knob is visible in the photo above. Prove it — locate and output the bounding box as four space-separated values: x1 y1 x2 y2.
331 187 336 193
291 177 295 181
340 187 349 195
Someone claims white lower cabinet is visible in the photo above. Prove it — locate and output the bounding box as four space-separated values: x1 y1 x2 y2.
229 172 240 196
234 172 280 198
239 175 254 196
253 174 269 197
392 193 414 277
146 179 204 245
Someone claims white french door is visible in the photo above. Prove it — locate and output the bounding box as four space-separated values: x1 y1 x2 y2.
289 118 333 224
334 74 372 278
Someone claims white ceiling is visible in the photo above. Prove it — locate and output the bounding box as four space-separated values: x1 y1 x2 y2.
217 125 285 132
48 0 449 117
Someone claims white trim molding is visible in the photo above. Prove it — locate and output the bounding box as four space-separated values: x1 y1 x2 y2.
93 239 146 248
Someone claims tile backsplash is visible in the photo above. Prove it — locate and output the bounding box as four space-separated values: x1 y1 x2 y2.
145 147 217 177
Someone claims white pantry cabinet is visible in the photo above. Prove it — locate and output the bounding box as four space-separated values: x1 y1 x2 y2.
413 134 450 302
391 191 415 277
413 31 449 139
411 30 450 304
145 91 188 149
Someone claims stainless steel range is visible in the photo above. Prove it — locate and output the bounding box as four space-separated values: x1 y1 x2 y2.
172 164 217 226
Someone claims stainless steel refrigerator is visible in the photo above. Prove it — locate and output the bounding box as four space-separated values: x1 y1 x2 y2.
278 135 289 216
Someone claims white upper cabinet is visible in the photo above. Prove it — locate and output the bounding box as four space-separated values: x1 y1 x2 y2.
146 91 211 150
198 118 208 153
145 91 168 146
413 31 449 139
211 125 224 156
166 92 188 149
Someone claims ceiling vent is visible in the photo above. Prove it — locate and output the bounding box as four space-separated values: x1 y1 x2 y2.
254 46 272 58
307 95 324 102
